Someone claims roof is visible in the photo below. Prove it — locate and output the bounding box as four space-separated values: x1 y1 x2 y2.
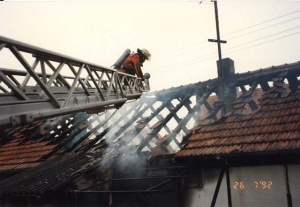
0 112 93 172
0 120 58 171
176 62 300 158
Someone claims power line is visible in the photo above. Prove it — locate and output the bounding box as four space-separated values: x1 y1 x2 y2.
151 55 216 74
224 25 300 51
155 44 212 62
223 9 300 37
153 26 300 70
155 16 300 65
156 9 300 59
158 50 216 68
223 31 300 55
227 16 300 40
152 31 300 73
155 15 300 62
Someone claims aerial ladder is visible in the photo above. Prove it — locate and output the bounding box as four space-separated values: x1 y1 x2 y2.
0 36 150 128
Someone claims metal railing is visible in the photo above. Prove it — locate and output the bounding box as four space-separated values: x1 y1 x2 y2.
0 36 150 128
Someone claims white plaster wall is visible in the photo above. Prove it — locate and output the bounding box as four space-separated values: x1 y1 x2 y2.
182 165 300 207
230 165 287 207
183 168 228 207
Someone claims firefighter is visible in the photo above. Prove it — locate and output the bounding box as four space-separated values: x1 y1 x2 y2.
117 48 151 79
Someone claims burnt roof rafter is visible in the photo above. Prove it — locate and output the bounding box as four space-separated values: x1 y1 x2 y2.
111 95 177 149
233 62 300 88
137 92 194 152
106 98 158 142
71 111 122 152
156 93 207 148
74 96 157 152
287 73 300 93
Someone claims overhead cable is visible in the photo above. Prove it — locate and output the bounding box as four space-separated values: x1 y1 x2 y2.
156 9 300 60
152 31 300 73
223 9 300 37
227 16 300 40
224 25 300 51
153 26 300 70
156 16 300 62
223 31 300 55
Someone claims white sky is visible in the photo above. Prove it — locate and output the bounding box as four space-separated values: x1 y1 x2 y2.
1 0 300 91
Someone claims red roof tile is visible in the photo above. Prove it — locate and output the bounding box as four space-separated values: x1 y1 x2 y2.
0 121 59 171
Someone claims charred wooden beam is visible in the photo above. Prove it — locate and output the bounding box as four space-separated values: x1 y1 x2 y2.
211 168 225 207
157 91 210 148
111 98 156 139
137 93 193 152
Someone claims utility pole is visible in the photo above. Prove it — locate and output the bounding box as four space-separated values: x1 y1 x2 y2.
208 5 234 206
208 0 227 115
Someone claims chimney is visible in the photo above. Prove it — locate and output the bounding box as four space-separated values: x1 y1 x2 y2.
217 58 237 114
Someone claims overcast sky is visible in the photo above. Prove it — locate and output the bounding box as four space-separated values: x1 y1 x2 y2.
1 0 300 91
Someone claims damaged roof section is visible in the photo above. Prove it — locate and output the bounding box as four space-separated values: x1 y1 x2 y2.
2 60 300 197
2 61 300 171
0 61 222 173
0 121 58 172
87 83 211 155
0 112 101 172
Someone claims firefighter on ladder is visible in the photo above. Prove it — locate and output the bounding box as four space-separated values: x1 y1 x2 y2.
113 48 151 109
117 48 151 80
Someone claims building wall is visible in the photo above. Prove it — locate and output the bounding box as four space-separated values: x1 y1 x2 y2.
230 165 287 207
183 168 228 207
183 165 300 207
